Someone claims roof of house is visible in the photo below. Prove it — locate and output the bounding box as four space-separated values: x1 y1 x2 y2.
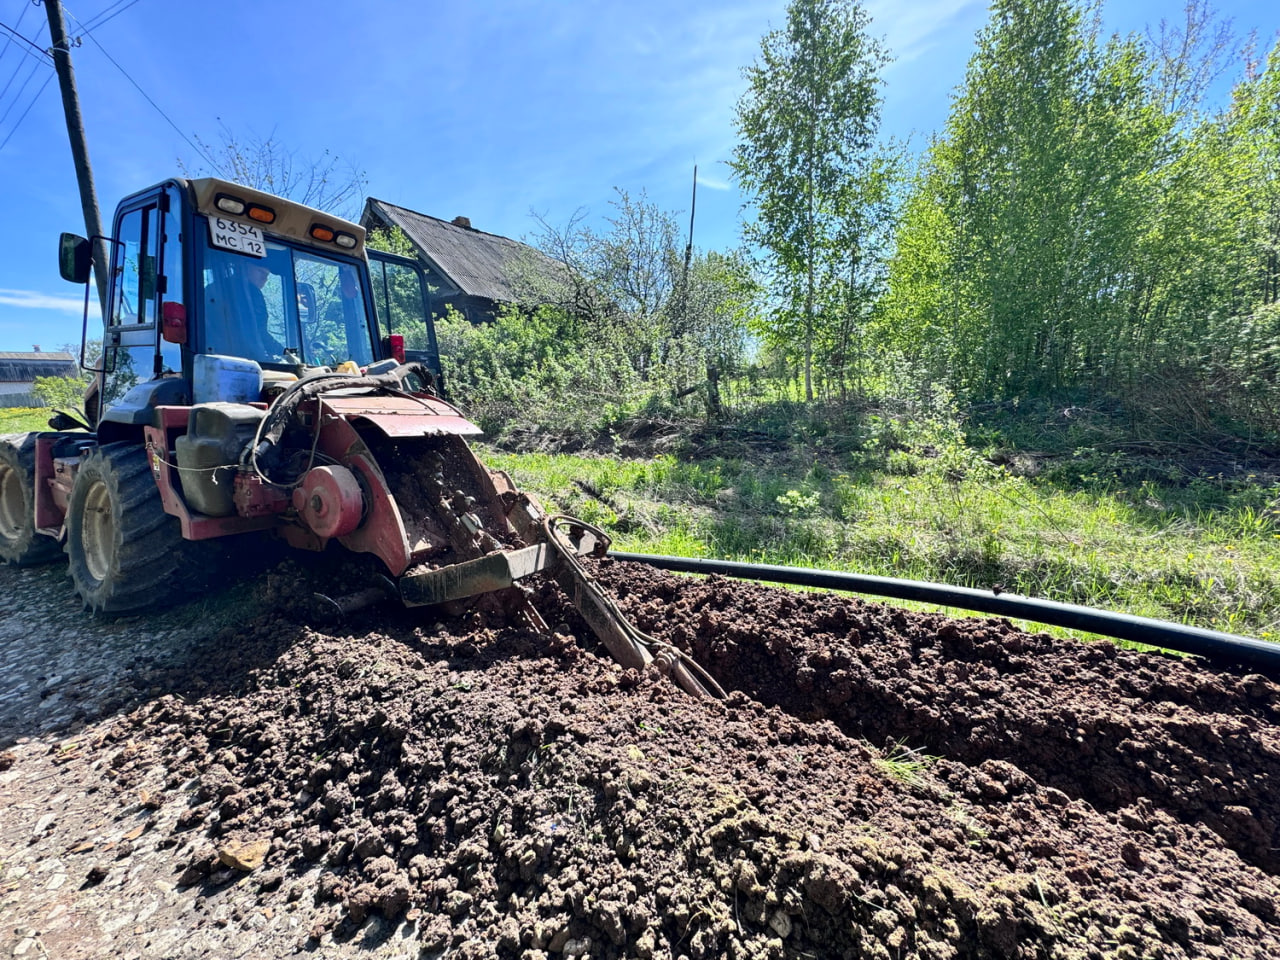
361 198 556 304
0 352 78 382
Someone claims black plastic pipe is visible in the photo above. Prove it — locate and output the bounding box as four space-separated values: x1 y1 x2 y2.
608 552 1280 673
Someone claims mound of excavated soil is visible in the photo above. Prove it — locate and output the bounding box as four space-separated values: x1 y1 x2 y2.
62 559 1278 959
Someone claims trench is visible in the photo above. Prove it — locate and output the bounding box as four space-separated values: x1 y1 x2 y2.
592 559 1280 875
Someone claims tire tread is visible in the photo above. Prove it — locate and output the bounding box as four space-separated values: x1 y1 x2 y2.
0 433 63 566
66 442 213 613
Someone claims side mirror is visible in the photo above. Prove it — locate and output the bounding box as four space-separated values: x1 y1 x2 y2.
59 232 91 284
161 301 188 344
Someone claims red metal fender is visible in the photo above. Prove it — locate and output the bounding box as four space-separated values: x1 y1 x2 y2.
33 436 67 532
317 394 483 439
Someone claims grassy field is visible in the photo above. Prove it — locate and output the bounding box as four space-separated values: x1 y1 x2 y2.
0 407 53 433
7 401 1276 641
480 440 1280 643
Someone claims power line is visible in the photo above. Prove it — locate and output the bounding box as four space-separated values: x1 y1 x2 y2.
69 18 224 175
0 0 35 70
0 55 41 128
75 0 141 36
0 18 49 114
0 18 51 63
0 48 31 103
0 67 51 150
0 16 49 150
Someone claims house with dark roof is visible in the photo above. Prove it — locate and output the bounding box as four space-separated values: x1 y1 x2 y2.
360 198 560 323
0 351 79 407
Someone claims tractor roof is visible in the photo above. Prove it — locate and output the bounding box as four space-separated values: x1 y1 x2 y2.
189 178 367 259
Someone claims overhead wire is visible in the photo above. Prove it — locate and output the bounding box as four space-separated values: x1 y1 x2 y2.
0 0 147 156
0 10 50 152
0 16 49 103
0 66 49 150
0 43 36 106
0 0 32 60
75 0 140 35
60 3 225 175
0 19 49 64
0 52 40 124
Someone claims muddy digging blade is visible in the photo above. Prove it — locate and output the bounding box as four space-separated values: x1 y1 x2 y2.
76 564 1280 960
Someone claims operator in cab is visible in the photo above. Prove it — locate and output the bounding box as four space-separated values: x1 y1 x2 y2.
202 250 288 362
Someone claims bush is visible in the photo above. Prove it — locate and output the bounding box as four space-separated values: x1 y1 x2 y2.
32 375 88 411
437 305 645 437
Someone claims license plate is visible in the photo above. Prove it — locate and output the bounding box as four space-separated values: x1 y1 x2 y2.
208 217 267 257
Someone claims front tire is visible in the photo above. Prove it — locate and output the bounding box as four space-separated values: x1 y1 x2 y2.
0 434 62 566
65 442 195 612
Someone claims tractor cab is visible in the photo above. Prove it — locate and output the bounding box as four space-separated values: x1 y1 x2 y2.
58 177 441 428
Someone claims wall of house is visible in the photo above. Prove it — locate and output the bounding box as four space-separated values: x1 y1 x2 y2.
436 294 500 325
0 384 43 407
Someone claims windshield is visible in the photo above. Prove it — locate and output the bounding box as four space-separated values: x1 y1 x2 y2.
201 237 375 368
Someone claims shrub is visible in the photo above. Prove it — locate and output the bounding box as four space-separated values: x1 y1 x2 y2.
32 375 88 411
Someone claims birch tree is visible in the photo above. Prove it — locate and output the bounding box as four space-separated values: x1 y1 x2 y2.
731 0 888 401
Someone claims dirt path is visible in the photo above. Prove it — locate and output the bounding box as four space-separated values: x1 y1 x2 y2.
1 557 1278 959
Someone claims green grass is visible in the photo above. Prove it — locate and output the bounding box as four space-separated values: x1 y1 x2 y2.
480 442 1280 643
0 407 53 433
874 741 941 788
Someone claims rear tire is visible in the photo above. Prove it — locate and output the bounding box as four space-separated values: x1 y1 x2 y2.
0 434 62 566
65 442 199 613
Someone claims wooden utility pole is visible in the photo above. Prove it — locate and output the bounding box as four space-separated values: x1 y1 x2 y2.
44 0 109 315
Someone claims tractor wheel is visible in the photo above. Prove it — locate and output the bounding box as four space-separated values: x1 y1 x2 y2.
0 434 62 566
65 442 199 613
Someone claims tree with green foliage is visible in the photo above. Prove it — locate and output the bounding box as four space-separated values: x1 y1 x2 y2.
1198 38 1280 429
880 0 1169 398
522 189 682 375
31 375 88 410
670 249 760 416
430 191 757 433
1231 39 1280 308
732 0 889 401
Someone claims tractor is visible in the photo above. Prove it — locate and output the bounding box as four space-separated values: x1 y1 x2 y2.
0 177 719 699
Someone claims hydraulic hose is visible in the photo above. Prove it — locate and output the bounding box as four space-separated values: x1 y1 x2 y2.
247 361 436 482
608 552 1280 673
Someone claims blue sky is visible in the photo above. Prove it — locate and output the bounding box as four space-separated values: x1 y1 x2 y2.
0 0 1272 352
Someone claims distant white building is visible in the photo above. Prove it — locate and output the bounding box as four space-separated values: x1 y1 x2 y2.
0 351 79 407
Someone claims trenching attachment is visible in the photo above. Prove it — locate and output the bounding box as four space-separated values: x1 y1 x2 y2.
393 515 724 700
541 516 725 701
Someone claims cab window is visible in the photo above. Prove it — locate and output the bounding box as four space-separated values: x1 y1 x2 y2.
103 204 161 404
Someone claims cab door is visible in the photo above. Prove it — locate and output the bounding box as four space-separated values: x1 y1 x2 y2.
102 187 184 408
367 249 443 384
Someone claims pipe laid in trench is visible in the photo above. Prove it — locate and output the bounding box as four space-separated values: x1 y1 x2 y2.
608 552 1280 674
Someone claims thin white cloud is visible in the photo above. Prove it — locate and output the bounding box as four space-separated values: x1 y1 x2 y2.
867 0 985 65
0 289 100 320
696 174 731 191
